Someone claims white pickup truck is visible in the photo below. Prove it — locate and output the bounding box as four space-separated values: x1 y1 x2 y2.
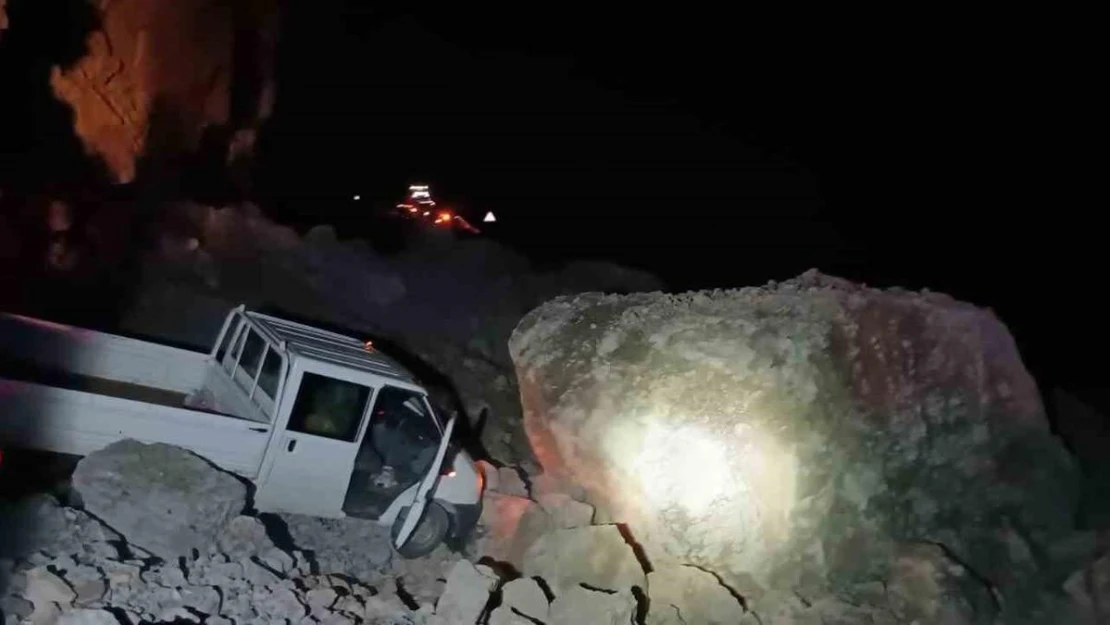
0 305 484 558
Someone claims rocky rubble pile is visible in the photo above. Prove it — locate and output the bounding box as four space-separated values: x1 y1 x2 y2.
0 437 758 625
6 485 1110 624
0 494 437 625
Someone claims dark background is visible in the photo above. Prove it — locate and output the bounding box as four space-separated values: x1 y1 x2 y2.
0 4 1100 406
253 5 1099 402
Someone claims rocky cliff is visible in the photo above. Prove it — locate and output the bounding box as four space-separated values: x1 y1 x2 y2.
47 0 278 184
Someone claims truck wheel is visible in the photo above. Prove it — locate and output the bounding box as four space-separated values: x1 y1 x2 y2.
392 502 451 559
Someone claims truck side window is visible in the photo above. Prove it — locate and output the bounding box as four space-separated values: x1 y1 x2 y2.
258 349 283 398
216 320 239 365
287 373 370 442
231 327 249 364
239 331 266 380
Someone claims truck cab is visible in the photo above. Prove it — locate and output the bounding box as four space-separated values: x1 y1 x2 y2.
205 307 483 556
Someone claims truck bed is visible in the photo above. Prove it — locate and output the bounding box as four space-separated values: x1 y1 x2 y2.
0 376 272 479
0 312 211 396
0 355 189 409
0 313 273 477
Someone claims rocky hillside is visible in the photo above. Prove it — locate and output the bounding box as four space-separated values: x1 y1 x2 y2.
107 201 664 466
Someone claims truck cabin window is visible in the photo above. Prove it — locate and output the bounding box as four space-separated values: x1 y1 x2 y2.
239 330 266 379
258 349 282 398
372 388 440 444
216 319 238 365
287 373 371 442
227 325 249 369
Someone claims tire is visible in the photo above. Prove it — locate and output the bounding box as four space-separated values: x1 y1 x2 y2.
391 501 451 559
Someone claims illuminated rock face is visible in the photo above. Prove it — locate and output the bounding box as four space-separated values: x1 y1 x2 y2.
509 270 1080 615
48 0 278 183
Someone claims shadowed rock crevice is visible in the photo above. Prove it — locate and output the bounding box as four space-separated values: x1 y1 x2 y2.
616 522 653 574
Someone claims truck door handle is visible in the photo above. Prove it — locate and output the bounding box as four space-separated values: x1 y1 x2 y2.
250 427 266 433
287 439 297 452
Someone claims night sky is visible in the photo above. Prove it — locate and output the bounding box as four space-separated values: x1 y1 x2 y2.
0 4 1099 401
253 5 1101 400
254 6 1062 291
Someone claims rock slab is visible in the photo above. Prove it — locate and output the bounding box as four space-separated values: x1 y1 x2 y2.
476 493 551 570
548 585 637 625
646 565 747 625
433 560 499 624
71 440 247 560
522 525 645 595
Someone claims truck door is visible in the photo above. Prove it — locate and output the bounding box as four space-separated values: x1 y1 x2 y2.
255 365 375 517
394 414 456 549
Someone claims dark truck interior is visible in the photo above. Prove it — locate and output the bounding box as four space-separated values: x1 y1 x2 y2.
342 386 443 520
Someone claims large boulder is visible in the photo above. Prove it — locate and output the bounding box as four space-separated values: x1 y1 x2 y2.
509 270 1081 619
71 440 248 560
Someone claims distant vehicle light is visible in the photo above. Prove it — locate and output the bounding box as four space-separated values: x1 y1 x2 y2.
363 340 374 351
353 195 361 201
